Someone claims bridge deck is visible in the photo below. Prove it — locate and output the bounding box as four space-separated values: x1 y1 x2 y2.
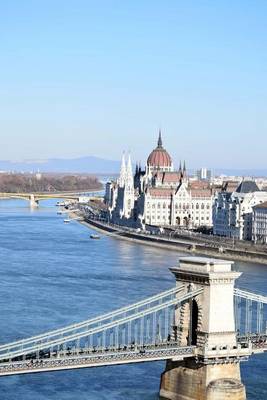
0 343 195 376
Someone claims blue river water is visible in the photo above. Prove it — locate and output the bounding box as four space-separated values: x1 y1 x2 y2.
0 199 266 400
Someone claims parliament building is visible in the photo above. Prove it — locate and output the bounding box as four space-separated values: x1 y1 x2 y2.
105 132 214 229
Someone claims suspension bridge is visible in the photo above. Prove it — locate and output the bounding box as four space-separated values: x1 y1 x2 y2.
0 257 266 400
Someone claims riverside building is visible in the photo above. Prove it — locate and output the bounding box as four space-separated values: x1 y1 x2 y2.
213 180 267 240
252 202 267 244
105 132 214 229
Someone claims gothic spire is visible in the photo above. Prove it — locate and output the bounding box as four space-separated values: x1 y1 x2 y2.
179 160 182 172
183 161 186 178
127 153 133 177
157 129 163 148
118 152 126 187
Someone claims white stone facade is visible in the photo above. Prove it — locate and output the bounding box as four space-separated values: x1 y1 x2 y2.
213 184 267 240
252 202 267 244
105 133 214 229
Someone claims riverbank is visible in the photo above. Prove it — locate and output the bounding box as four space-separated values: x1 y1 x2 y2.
79 217 267 266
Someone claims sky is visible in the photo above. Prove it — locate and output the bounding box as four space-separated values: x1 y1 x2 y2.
0 1 266 169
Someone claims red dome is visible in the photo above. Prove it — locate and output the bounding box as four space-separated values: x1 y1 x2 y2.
147 131 172 167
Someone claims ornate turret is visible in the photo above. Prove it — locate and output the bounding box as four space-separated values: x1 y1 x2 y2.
118 153 126 187
126 153 133 187
182 160 186 177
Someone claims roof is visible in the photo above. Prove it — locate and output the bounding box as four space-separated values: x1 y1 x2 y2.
189 180 211 190
155 172 181 184
236 180 259 193
190 189 212 198
222 181 240 192
147 132 172 167
253 201 267 210
146 187 174 197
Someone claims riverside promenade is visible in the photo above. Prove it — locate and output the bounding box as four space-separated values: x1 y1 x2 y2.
77 209 267 265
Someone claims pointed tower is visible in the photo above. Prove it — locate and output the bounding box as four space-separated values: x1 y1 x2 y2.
118 152 126 187
183 160 187 177
125 153 134 188
158 129 163 148
127 153 133 178
122 153 134 218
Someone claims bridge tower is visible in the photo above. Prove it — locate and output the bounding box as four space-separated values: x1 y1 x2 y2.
29 194 39 208
160 256 246 400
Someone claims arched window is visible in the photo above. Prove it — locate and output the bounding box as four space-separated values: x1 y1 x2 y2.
196 203 199 210
201 203 205 210
158 203 161 209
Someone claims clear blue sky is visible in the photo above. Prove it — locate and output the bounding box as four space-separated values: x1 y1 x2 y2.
0 1 266 169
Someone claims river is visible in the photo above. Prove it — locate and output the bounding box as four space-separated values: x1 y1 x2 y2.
0 199 266 399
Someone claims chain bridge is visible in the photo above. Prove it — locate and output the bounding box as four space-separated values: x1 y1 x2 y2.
0 257 266 400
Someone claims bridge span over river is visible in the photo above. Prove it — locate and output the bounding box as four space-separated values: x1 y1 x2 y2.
0 192 101 207
0 256 266 400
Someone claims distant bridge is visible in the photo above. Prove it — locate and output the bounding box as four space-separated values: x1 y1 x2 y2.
0 192 102 207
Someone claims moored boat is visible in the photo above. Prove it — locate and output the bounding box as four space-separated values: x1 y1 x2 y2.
90 234 100 239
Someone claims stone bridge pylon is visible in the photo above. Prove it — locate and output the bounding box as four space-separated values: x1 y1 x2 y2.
160 257 246 400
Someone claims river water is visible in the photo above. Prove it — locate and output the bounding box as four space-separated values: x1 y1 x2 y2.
0 199 266 400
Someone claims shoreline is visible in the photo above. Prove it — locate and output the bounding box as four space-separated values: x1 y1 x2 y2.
74 215 267 266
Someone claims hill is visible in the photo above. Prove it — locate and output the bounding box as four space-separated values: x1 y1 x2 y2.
0 174 102 193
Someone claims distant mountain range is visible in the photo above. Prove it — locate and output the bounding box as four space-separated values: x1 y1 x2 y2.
0 157 266 177
0 156 121 174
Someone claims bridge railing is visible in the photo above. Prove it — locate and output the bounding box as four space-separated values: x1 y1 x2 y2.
234 288 267 336
0 287 203 362
0 286 183 353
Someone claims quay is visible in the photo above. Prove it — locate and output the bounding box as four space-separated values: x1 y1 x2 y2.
76 209 267 265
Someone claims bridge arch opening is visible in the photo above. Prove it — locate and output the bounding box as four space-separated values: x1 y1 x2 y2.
191 299 198 345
